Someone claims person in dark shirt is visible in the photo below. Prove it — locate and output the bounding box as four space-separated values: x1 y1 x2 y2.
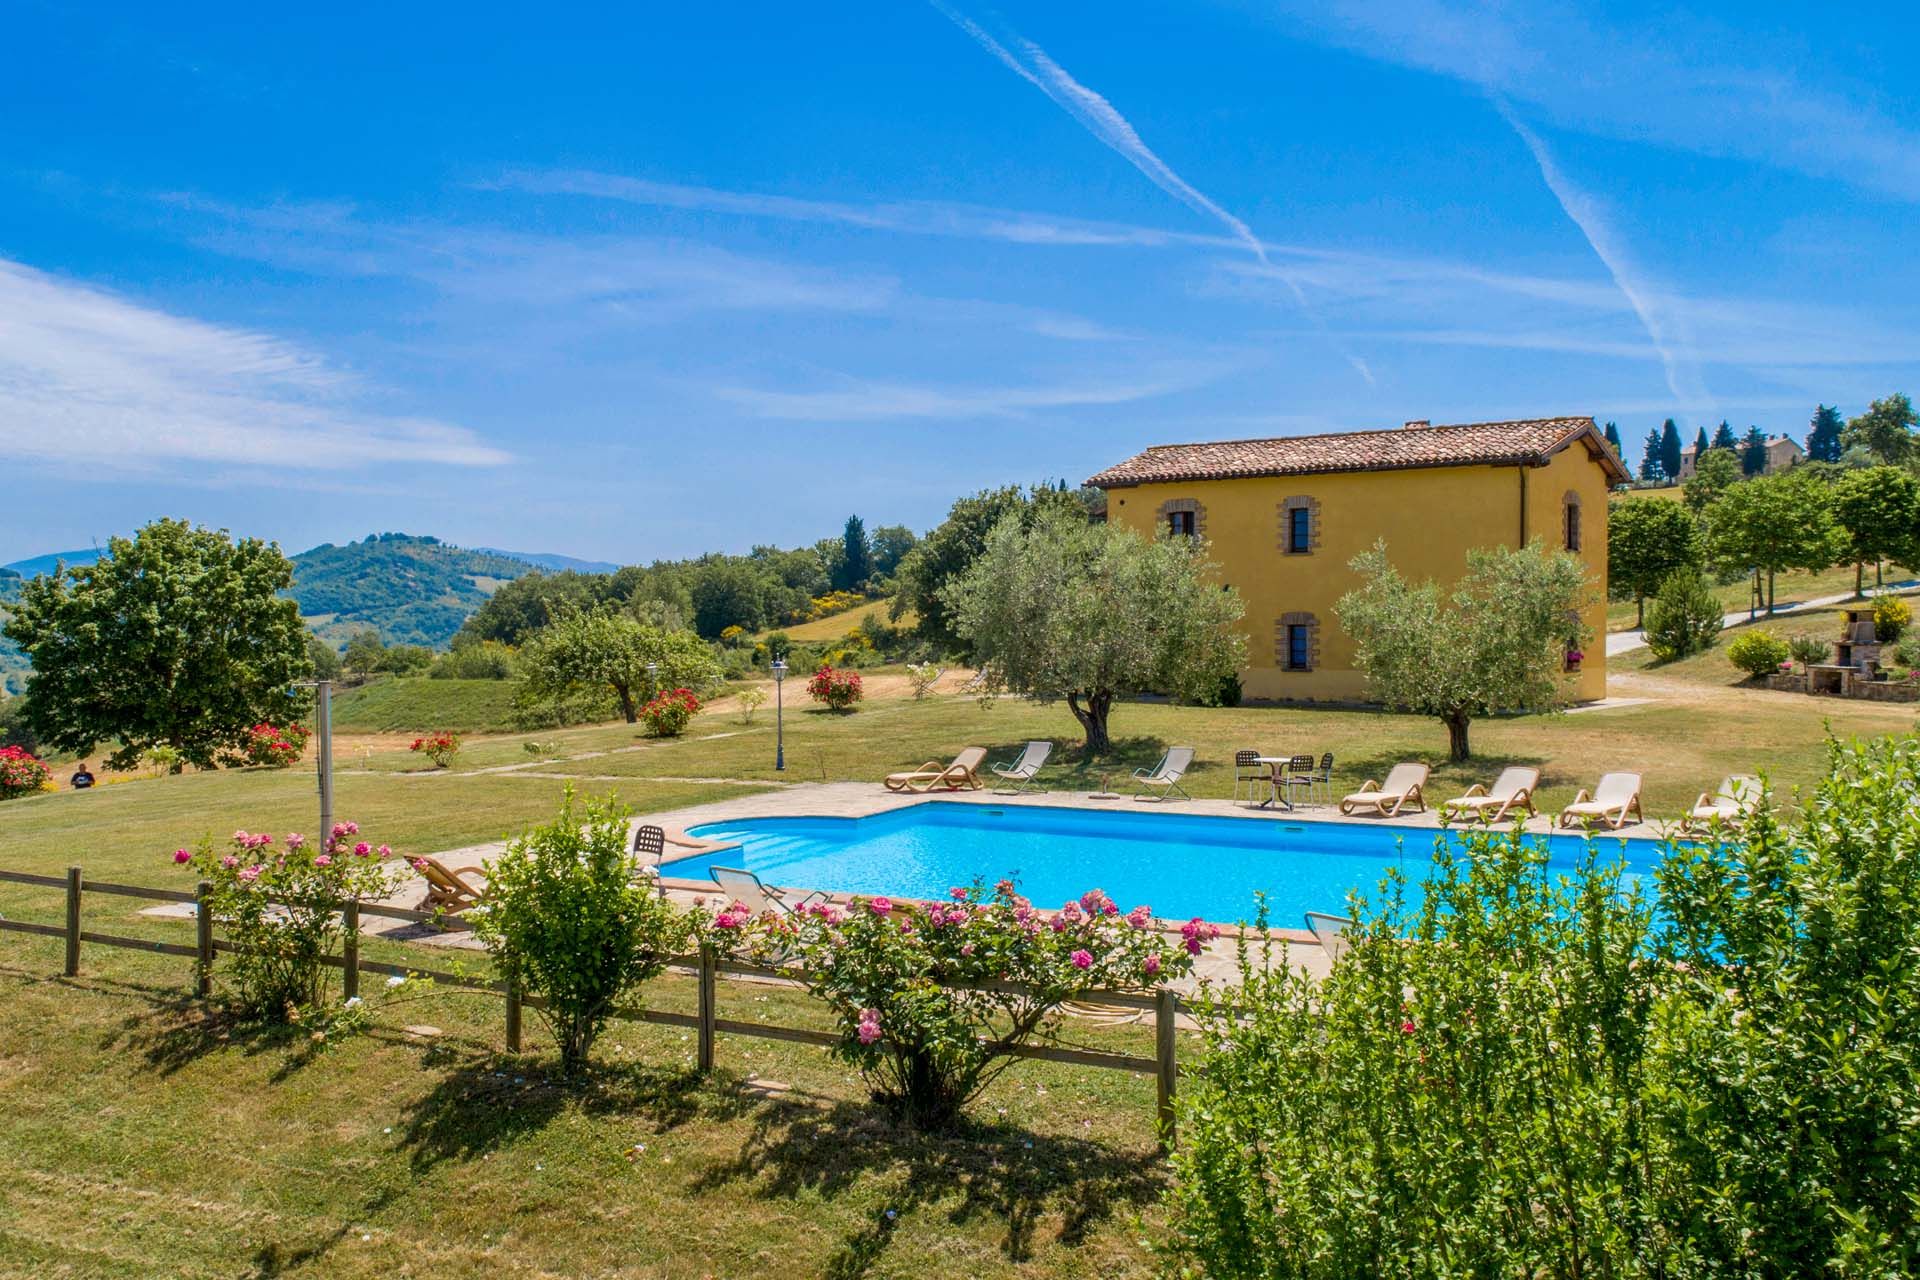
70 763 95 789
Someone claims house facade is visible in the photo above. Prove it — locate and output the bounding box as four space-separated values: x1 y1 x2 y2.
1086 416 1628 704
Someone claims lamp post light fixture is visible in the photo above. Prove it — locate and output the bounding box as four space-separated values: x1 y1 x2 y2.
771 657 787 772
294 679 334 845
646 662 660 701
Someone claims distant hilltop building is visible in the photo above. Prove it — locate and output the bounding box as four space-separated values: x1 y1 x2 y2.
1677 434 1804 480
1087 416 1624 703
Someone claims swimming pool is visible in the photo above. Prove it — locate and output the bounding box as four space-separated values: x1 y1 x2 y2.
666 801 1660 925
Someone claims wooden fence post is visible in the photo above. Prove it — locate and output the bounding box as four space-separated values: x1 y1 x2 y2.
195 880 214 997
504 972 522 1053
697 946 717 1073
1155 988 1178 1150
64 866 82 977
341 902 360 1001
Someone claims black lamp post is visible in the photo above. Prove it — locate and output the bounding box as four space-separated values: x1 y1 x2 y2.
771 658 787 771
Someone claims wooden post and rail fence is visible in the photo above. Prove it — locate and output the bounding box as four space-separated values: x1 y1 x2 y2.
0 865 1187 1145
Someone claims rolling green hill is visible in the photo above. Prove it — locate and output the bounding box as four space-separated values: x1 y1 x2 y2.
290 534 539 650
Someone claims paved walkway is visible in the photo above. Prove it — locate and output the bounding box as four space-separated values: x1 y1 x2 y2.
1606 580 1918 656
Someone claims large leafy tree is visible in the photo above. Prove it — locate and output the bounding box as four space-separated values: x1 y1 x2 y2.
891 483 1084 654
516 608 719 723
1831 466 1920 596
1607 498 1702 626
2 519 310 769
1336 541 1592 760
1683 448 1743 513
1660 418 1684 483
1843 392 1917 466
943 507 1244 757
1806 403 1845 463
867 524 918 579
1704 469 1844 612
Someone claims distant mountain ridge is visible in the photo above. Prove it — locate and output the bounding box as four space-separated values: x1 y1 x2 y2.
3 549 102 577
474 547 621 574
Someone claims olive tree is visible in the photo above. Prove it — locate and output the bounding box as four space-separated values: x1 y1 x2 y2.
942 507 1245 758
1336 541 1592 760
517 607 719 723
2 519 310 769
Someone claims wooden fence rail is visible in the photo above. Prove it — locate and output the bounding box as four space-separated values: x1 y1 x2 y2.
0 866 1185 1143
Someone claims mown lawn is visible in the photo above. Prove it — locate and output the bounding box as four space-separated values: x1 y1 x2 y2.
330 677 535 734
1602 561 1913 632
6 663 1917 1277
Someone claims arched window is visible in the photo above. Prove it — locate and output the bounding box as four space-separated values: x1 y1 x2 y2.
1562 491 1583 553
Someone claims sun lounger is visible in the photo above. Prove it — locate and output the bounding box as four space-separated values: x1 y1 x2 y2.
1557 772 1644 830
884 746 987 793
1681 775 1761 832
1440 766 1541 825
1304 910 1356 966
1339 763 1429 817
709 866 826 917
408 855 487 915
991 740 1053 794
1132 747 1195 802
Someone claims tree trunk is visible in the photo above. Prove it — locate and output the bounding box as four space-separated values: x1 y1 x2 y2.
1635 596 1644 629
1856 560 1865 599
1768 568 1776 613
1444 711 1472 761
1877 560 1885 589
1065 690 1113 760
613 682 638 723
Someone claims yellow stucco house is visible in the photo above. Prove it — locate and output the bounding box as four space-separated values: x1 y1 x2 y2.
1086 416 1630 703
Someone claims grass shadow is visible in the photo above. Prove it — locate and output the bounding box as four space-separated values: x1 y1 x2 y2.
396 1048 755 1175
99 993 352 1081
693 1093 1164 1275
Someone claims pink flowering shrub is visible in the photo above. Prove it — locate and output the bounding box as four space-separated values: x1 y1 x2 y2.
0 744 53 800
729 880 1195 1129
638 687 700 738
173 820 399 1021
228 721 311 769
805 665 863 712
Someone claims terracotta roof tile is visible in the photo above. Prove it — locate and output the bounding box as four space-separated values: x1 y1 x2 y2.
1086 417 1628 488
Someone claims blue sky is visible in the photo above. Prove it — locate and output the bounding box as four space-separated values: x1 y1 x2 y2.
4 1 1917 564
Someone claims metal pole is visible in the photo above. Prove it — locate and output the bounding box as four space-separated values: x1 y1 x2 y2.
315 680 333 845
775 675 785 771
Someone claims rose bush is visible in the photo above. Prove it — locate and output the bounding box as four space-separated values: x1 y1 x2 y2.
0 744 52 800
806 665 863 712
725 881 1201 1129
410 732 460 768
229 721 311 769
174 821 398 1021
638 687 699 737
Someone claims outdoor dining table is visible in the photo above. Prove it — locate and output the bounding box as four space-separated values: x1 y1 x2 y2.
1252 756 1307 811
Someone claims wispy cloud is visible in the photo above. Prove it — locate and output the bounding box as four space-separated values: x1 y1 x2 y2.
0 257 508 471
1494 101 1709 409
1260 0 1920 202
927 1 1269 263
716 368 1210 422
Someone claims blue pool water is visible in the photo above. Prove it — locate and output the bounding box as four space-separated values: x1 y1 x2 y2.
666 801 1660 925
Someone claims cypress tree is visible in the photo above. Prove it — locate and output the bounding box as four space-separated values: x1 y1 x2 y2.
835 515 871 591
1639 427 1665 483
1807 404 1845 463
1741 426 1769 476
1693 426 1710 457
1660 419 1683 484
1712 420 1738 452
1603 421 1624 458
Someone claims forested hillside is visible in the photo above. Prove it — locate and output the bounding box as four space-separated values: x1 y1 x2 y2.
291 534 537 649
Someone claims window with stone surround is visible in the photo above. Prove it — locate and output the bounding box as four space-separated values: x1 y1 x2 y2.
1562 490 1583 553
1157 497 1205 540
1275 611 1320 671
1279 495 1320 555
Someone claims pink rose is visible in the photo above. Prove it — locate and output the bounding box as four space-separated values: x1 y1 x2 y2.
285 833 306 849
173 849 191 864
1144 954 1162 976
314 854 332 867
1402 1020 1416 1036
221 855 239 870
1070 949 1093 969
377 845 391 857
353 841 371 856
949 887 968 901
238 865 262 883
869 897 892 916
1126 905 1152 930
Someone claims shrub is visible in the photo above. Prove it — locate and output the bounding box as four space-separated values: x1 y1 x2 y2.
1873 593 1910 641
736 686 766 723
1727 628 1792 678
0 744 52 800
471 791 700 1075
1788 634 1829 668
142 744 184 778
730 882 1199 1129
904 662 941 700
430 640 516 680
1644 565 1723 661
409 732 460 768
229 721 311 769
806 665 863 711
174 822 397 1021
1897 635 1920 670
638 687 699 737
1164 740 1920 1278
